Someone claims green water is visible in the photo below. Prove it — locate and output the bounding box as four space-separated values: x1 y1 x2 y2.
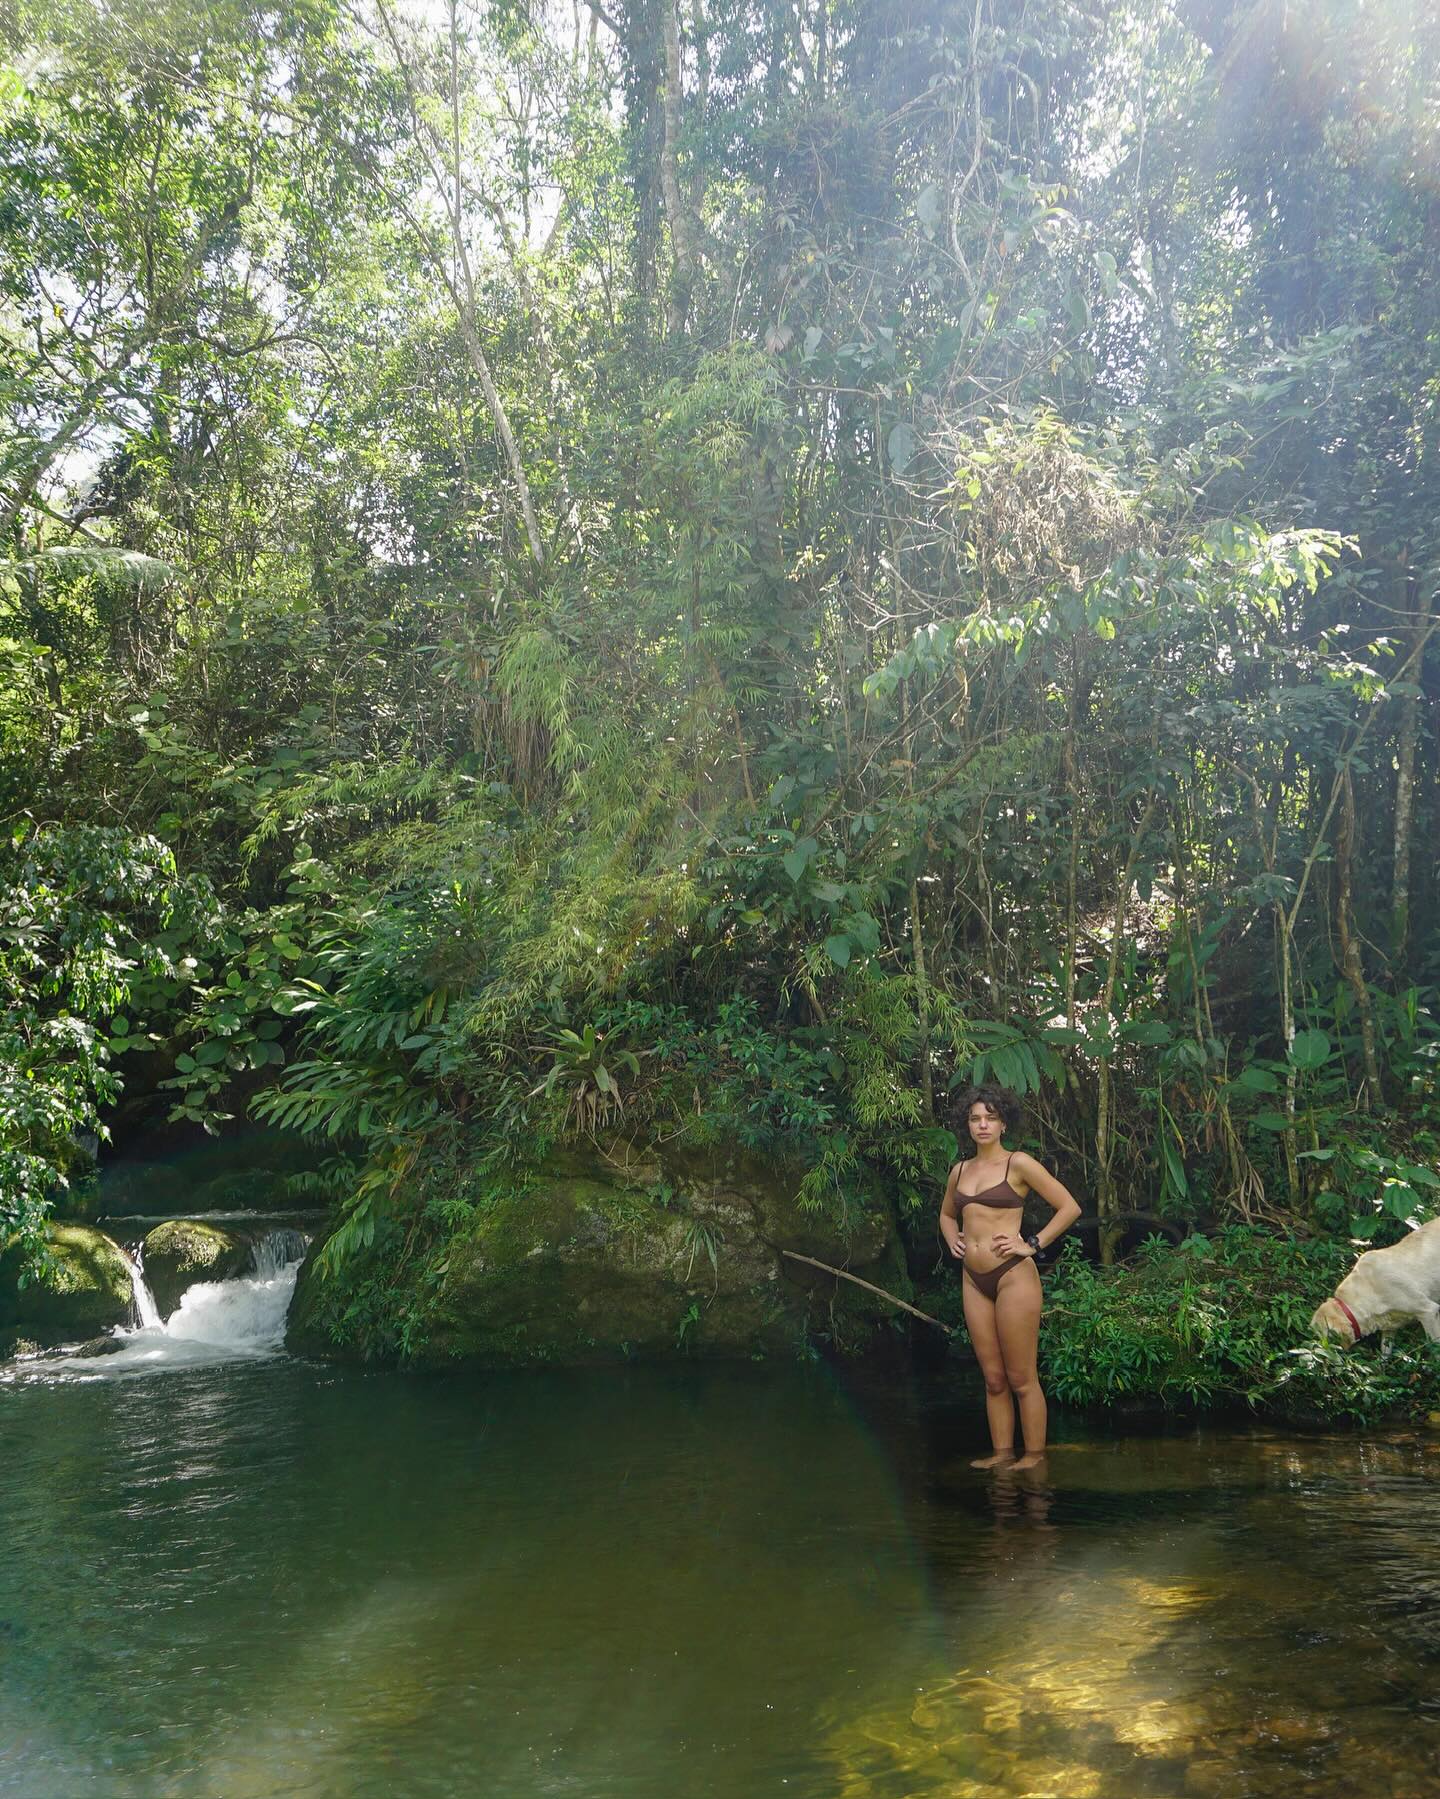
2 1357 1438 1798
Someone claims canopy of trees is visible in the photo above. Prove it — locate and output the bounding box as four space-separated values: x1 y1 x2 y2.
4 0 1438 1299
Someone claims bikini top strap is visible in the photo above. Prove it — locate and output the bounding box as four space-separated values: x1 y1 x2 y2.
1004 1152 1013 1182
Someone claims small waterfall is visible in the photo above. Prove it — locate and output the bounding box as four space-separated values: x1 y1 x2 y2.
251 1228 309 1276
162 1251 303 1356
13 1230 310 1381
116 1242 163 1332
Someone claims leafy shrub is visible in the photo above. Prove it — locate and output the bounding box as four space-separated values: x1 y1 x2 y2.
1036 1228 1440 1425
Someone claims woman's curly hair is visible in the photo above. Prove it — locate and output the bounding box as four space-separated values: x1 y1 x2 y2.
949 1081 1023 1136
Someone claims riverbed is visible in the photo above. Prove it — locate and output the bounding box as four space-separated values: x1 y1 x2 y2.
3 1344 1438 1796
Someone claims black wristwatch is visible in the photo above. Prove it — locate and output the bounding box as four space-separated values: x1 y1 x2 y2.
1024 1232 1043 1259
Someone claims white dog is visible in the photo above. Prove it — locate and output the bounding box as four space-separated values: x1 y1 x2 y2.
1311 1218 1440 1346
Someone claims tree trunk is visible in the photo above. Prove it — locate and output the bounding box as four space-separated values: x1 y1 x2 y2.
1392 567 1432 965
658 0 704 333
910 875 933 1122
1095 800 1155 1263
1336 764 1384 1108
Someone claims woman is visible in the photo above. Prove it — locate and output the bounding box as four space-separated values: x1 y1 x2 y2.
940 1083 1081 1470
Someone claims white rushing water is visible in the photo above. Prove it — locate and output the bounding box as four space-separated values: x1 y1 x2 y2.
116 1242 163 1331
9 1231 307 1382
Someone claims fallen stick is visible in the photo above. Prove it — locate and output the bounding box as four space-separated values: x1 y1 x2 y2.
781 1249 955 1333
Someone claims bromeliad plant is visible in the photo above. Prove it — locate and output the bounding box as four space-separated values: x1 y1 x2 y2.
533 1025 642 1134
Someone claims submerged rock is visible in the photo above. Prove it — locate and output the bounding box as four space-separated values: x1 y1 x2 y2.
141 1220 249 1318
288 1143 911 1369
0 1224 134 1353
65 1335 125 1358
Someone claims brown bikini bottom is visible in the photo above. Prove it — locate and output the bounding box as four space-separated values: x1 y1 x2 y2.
961 1255 1032 1302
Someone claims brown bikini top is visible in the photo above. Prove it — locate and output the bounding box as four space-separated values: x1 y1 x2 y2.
957 1154 1023 1208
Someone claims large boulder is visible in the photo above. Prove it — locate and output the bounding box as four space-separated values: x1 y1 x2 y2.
288 1142 911 1368
141 1220 249 1318
0 1224 134 1353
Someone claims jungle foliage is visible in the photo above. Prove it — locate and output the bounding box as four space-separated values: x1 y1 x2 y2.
3 0 1439 1368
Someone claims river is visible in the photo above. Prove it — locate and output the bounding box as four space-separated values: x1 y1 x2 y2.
2 1281 1438 1796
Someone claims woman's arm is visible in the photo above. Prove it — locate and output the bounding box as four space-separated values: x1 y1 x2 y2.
995 1152 1080 1259
939 1164 965 1259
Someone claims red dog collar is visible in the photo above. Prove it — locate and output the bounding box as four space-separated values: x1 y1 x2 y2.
1334 1297 1363 1342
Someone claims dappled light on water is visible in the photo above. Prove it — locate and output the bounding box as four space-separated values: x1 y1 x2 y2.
819 1429 1440 1798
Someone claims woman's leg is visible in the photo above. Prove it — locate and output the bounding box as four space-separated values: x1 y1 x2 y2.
995 1263 1046 1467
962 1274 1016 1466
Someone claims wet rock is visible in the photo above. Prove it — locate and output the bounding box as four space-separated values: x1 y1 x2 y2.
65 1335 124 1357
141 1220 249 1318
1003 1757 1102 1796
1255 1710 1333 1748
1111 1699 1203 1755
0 1224 133 1352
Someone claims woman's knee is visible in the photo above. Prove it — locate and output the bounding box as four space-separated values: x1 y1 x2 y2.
1007 1370 1039 1399
981 1367 1010 1397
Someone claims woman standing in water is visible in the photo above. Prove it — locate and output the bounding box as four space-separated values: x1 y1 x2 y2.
940 1083 1081 1470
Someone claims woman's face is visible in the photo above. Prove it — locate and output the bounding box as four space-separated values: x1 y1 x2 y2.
968 1102 1003 1146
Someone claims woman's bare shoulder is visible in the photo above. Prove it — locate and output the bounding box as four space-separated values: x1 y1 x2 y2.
1008 1149 1049 1186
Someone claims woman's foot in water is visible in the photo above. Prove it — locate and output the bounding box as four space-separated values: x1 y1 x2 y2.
1012 1451 1048 1472
970 1450 1016 1468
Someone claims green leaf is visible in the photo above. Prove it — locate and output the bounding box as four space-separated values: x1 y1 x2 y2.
1288 1029 1332 1071
887 422 916 475
768 774 796 812
823 933 851 966
842 912 881 955
1119 1018 1173 1045
1160 1136 1189 1198
1384 1183 1421 1221
782 837 817 883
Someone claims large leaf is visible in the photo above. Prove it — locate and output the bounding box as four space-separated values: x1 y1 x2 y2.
782 836 817 883
3 545 174 588
1288 1029 1333 1071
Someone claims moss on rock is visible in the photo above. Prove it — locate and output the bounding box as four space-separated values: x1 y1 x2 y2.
288 1144 911 1369
0 1224 134 1353
141 1219 249 1317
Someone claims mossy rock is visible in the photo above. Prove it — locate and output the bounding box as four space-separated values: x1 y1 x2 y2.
289 1144 910 1369
0 1224 134 1353
141 1220 249 1317
659 1143 895 1266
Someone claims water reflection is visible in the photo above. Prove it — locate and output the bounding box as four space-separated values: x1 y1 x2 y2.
2 1362 1440 1797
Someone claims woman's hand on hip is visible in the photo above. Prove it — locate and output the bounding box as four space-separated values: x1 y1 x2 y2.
991 1232 1035 1259
947 1232 966 1259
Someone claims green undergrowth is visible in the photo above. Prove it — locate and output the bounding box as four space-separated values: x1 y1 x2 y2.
1024 1230 1440 1427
